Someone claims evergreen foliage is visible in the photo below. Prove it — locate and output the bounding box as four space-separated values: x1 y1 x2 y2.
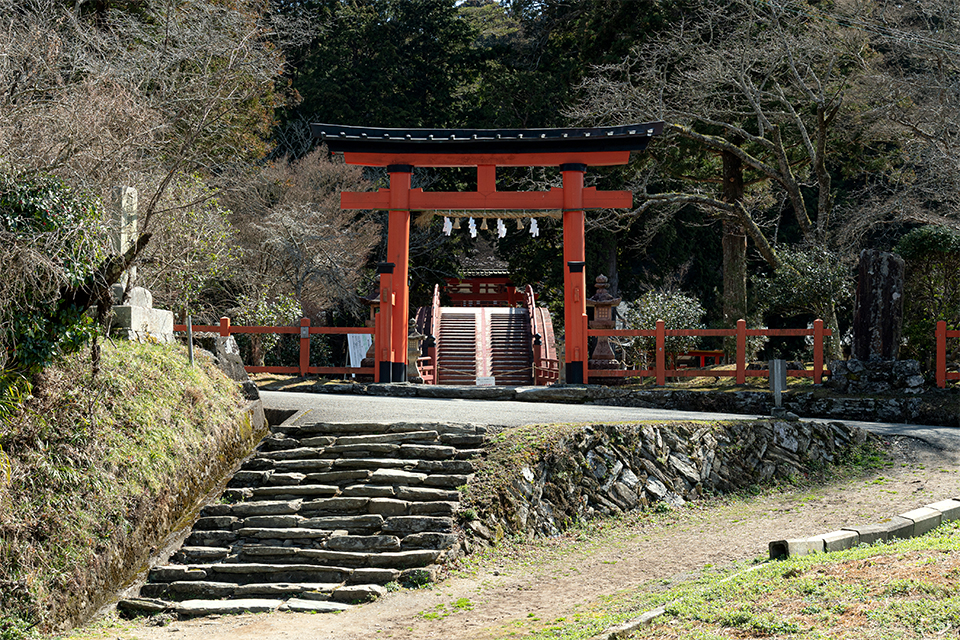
0 174 106 376
622 289 705 366
895 225 960 369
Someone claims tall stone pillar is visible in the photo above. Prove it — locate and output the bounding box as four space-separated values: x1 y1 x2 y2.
853 249 904 360
111 186 138 288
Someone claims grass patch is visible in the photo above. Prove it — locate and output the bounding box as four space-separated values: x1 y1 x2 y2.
510 520 960 640
0 341 258 639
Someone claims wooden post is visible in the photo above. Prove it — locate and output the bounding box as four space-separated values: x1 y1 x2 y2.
937 320 947 388
387 165 412 382
736 319 746 385
299 317 311 377
377 263 395 383
219 316 230 337
656 319 666 386
813 318 825 385
533 336 543 386
562 163 587 384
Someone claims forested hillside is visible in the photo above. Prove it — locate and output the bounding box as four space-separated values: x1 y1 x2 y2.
3 0 959 384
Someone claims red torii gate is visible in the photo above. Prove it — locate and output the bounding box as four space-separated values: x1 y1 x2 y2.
312 123 664 384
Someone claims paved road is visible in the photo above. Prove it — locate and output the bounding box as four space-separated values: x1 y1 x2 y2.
260 390 960 451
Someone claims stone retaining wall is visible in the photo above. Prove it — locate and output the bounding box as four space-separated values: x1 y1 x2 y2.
465 420 873 540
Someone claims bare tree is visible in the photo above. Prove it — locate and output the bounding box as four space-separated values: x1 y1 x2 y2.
837 0 960 246
225 149 381 319
571 0 884 358
0 0 288 253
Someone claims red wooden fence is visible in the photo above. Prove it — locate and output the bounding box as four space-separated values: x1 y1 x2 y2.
937 320 960 388
174 317 375 378
588 318 831 386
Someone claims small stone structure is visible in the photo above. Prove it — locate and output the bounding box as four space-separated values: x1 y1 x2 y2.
111 286 174 343
853 249 904 360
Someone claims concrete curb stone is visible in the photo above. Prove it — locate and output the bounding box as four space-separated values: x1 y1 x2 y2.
770 498 960 560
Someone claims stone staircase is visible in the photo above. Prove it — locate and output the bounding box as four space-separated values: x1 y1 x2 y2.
489 309 533 386
437 311 479 385
119 419 484 617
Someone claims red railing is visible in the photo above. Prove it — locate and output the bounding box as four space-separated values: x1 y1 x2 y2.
175 317 375 378
936 320 960 388
524 285 560 385
588 318 831 386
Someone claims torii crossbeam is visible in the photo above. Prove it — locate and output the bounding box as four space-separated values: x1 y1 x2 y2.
313 122 664 384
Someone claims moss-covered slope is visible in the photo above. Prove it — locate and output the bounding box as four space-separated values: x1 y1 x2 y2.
0 342 266 638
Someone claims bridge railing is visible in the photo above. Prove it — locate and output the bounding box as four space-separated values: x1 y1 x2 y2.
524 285 560 385
174 317 375 378
937 320 960 388
588 318 831 386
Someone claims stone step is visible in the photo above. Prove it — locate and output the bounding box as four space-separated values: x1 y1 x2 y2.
231 469 468 490
282 598 353 612
194 562 354 584
439 434 485 447
299 497 371 515
177 598 285 615
233 527 335 541
321 443 402 456
300 514 384 534
381 516 455 535
416 459 476 474
171 547 230 563
249 484 339 499
185 531 238 547
334 431 441 446
234 548 441 570
227 500 303 517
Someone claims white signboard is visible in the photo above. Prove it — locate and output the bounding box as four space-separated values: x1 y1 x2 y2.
347 334 373 368
476 376 496 387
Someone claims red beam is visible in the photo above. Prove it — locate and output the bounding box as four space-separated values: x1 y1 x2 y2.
341 187 632 211
342 150 631 168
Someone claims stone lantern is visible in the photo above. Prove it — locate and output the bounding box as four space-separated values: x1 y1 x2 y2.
586 274 621 370
407 318 426 383
360 277 380 372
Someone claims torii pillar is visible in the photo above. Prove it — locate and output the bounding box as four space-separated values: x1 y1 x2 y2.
312 122 664 383
562 164 588 383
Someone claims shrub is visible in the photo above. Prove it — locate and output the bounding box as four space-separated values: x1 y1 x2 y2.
622 289 705 366
895 225 960 370
0 173 106 376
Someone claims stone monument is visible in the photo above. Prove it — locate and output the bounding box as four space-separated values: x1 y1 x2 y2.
852 249 904 360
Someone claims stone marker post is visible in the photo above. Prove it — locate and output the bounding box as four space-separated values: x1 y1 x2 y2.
112 186 138 289
853 249 904 361
769 359 787 408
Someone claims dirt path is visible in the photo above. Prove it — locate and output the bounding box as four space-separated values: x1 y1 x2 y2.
79 436 960 640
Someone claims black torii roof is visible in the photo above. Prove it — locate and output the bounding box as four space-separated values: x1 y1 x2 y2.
311 122 664 155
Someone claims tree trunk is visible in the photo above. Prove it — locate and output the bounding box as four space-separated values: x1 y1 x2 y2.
722 150 747 359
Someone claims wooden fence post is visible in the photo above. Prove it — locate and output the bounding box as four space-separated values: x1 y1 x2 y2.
300 317 311 377
813 318 825 385
656 319 666 386
736 319 746 385
937 320 947 388
219 316 230 337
